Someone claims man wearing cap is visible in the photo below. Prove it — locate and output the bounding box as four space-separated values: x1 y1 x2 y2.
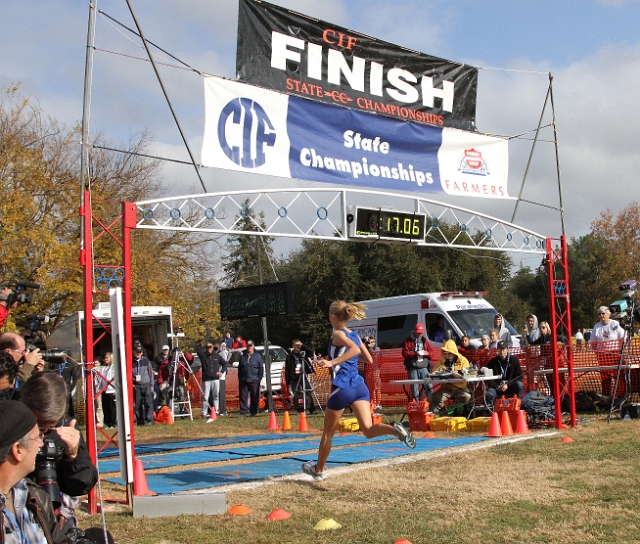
0 400 67 543
402 324 432 403
196 341 226 421
133 347 154 425
485 341 524 405
238 341 263 417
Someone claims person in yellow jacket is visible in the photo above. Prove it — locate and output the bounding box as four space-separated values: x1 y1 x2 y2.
431 340 472 416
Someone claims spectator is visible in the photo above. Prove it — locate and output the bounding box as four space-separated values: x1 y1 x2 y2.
480 335 491 349
590 306 626 397
0 351 19 401
100 352 117 429
169 349 194 414
0 400 68 544
284 339 317 415
196 341 226 421
401 324 432 403
493 313 513 347
153 345 171 412
575 328 584 346
532 321 552 345
489 329 500 349
156 348 172 407
232 335 247 350
221 332 233 349
218 344 229 416
524 314 541 345
485 341 524 405
0 287 18 329
459 335 476 354
364 336 382 410
92 356 104 428
430 340 472 416
238 340 263 417
0 332 44 387
132 347 154 425
133 339 148 358
49 353 79 419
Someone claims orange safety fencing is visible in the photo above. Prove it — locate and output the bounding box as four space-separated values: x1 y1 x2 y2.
182 338 640 412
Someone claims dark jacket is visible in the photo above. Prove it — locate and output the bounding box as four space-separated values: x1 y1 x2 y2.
238 351 264 384
284 346 315 386
132 355 154 386
486 353 523 390
196 347 226 381
49 359 79 394
1 480 68 544
0 387 20 401
27 415 98 498
401 334 432 371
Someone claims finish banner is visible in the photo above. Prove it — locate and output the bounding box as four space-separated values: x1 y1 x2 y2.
202 76 509 199
236 0 478 131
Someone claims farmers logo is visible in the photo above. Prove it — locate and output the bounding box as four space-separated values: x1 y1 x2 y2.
217 98 276 168
457 148 489 176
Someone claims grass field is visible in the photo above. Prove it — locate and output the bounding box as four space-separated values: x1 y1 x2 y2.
84 413 640 544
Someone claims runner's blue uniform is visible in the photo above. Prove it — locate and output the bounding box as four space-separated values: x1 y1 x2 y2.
326 328 370 410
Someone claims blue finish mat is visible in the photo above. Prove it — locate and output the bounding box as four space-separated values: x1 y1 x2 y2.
98 450 248 474
102 435 488 493
98 433 311 458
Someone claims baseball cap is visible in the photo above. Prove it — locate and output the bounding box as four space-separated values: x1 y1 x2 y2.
497 341 508 350
134 339 142 345
0 400 38 448
134 347 143 353
414 324 424 334
162 345 170 351
246 340 255 346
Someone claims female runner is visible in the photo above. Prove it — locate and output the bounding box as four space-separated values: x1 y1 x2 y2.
303 301 415 480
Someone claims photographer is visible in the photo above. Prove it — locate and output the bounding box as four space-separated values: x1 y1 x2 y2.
0 287 18 329
0 331 44 387
21 371 98 533
284 339 317 415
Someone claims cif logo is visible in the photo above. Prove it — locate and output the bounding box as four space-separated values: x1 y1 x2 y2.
217 98 276 168
458 148 489 176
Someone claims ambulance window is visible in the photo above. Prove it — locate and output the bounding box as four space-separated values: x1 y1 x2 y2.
377 314 417 349
425 314 445 342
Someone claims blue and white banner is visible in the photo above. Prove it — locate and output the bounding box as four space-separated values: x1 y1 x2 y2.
202 76 510 199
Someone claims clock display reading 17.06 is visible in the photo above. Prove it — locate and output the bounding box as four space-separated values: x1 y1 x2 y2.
353 207 426 241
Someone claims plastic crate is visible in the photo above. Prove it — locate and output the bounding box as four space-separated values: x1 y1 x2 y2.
466 417 492 432
337 417 359 432
494 395 521 413
429 416 467 432
409 412 435 432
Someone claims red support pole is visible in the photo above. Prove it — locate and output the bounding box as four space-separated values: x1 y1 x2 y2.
545 236 576 429
123 202 136 458
81 190 98 514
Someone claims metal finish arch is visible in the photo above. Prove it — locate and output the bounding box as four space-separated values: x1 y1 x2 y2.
135 188 547 255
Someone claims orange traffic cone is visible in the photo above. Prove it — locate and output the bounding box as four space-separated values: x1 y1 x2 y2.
208 405 218 422
515 410 529 434
133 459 155 496
282 411 293 431
298 411 310 431
167 407 174 425
488 412 502 437
268 411 279 431
500 410 514 436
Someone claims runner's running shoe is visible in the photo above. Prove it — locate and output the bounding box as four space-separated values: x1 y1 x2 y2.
393 422 416 449
302 462 325 481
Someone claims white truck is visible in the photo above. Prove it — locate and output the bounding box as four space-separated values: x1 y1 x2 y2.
347 291 520 349
46 303 173 363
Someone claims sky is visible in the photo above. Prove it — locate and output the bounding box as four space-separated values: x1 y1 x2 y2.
3 0 640 269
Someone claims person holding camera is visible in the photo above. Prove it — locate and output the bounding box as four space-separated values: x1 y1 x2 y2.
0 399 69 544
0 332 44 388
485 341 524 405
285 339 317 415
402 323 432 403
0 287 18 329
20 372 99 536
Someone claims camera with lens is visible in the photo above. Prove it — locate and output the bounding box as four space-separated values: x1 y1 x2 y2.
299 350 306 359
0 280 40 305
610 280 639 330
35 431 65 508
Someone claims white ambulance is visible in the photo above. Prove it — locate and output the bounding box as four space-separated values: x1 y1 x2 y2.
347 292 520 349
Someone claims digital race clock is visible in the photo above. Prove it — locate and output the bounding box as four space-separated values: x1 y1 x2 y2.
348 207 426 242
